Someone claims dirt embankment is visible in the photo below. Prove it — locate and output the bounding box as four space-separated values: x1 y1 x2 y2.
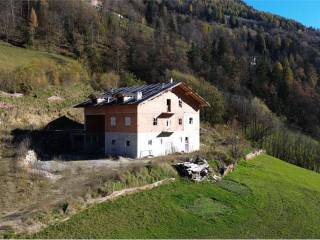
0 155 153 235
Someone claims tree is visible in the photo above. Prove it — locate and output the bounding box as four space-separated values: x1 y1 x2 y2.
216 36 230 62
28 8 38 46
277 62 293 100
256 33 267 55
187 42 203 73
272 61 283 84
188 3 193 14
254 56 270 97
145 1 158 25
283 64 294 86
306 64 318 88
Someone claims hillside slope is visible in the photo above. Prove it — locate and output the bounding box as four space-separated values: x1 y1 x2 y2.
34 155 320 239
0 41 74 71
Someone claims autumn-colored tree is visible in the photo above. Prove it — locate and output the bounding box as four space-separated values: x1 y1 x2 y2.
306 64 318 88
30 8 38 32
27 8 38 46
272 62 283 85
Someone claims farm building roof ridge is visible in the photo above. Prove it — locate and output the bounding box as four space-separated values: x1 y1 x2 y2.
74 81 181 107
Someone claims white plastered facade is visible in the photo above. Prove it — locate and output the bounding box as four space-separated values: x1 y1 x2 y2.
102 89 201 158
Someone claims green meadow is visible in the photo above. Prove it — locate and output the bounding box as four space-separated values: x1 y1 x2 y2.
34 155 320 239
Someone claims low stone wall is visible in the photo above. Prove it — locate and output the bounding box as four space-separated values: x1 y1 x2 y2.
88 178 176 205
245 149 265 161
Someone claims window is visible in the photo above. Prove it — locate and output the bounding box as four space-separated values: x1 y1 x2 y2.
111 117 116 126
153 118 158 126
180 137 183 143
166 120 171 127
111 139 116 145
125 117 131 126
189 117 193 124
148 140 152 145
160 139 163 144
179 118 182 125
167 99 171 112
179 99 182 107
185 137 189 144
126 140 130 147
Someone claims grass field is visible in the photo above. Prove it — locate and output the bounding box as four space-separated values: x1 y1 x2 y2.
33 154 320 239
0 42 74 71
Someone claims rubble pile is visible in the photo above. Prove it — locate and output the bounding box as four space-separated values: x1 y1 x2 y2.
174 156 211 182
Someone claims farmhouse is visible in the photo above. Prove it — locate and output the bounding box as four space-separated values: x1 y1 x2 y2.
75 81 209 158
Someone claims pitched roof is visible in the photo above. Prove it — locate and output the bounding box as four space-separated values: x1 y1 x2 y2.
74 81 209 108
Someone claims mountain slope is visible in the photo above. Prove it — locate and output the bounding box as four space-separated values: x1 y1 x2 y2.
34 155 320 238
1 0 320 137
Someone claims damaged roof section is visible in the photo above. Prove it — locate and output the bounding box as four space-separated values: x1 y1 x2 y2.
75 81 210 108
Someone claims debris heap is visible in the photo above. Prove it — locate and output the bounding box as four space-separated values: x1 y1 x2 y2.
174 156 210 182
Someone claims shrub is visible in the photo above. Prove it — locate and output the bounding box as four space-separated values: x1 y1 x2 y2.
120 72 145 87
225 94 281 142
91 71 120 90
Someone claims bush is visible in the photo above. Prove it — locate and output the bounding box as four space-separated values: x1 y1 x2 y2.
225 94 281 142
120 72 145 87
91 71 120 90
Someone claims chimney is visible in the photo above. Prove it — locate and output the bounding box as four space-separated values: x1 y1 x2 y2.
170 77 173 83
136 91 143 100
96 97 104 104
89 93 104 104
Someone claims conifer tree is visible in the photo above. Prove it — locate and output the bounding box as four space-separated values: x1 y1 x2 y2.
272 62 283 84
306 64 318 88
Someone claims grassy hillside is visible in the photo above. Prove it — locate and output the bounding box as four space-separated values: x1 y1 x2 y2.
0 41 89 94
33 155 320 239
0 42 92 128
0 42 74 71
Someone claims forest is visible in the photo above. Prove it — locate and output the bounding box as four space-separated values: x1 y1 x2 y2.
0 0 320 171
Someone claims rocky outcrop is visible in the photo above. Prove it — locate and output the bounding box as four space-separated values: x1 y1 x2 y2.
47 96 64 102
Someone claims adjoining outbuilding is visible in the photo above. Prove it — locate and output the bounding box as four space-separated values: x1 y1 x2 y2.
75 81 209 158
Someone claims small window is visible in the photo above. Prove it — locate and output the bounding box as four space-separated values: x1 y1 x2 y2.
126 140 130 146
160 139 163 144
111 117 116 126
185 137 189 144
179 118 182 125
125 117 131 126
148 140 152 145
153 118 158 126
111 139 116 145
167 99 171 112
180 137 183 143
179 99 182 107
166 120 171 127
189 117 193 124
